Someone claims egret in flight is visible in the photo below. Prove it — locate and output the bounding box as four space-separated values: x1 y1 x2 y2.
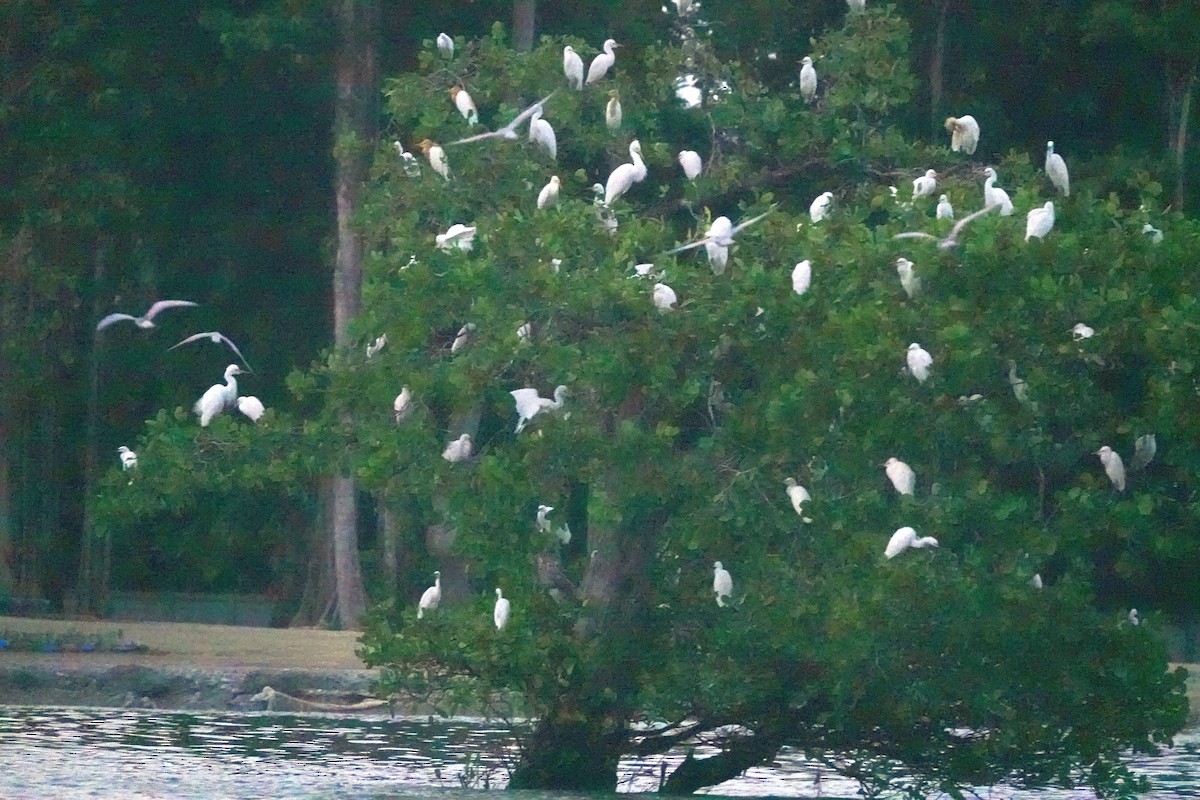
418 571 441 618
511 385 568 433
97 300 198 331
444 93 556 148
893 204 1000 250
1045 141 1069 196
667 207 776 275
944 115 980 155
586 39 620 84
169 331 253 371
194 364 244 427
885 526 938 559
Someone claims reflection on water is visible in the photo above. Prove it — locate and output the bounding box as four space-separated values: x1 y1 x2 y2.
0 706 1197 799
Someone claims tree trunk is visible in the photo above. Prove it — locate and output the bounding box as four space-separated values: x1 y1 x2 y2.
659 736 782 795
331 474 366 626
77 236 108 615
292 481 337 626
929 0 949 134
512 0 536 53
378 501 399 596
1165 61 1196 210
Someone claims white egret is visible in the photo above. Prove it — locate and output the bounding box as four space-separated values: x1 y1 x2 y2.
516 322 532 340
1142 223 1163 244
846 0 866 11
896 257 920 299
809 191 833 222
792 260 812 296
194 364 243 427
1070 323 1095 341
604 139 647 206
1131 433 1157 472
450 323 476 353
799 56 817 104
436 33 454 57
605 89 622 133
1031 573 1044 590
494 588 510 630
653 282 677 310
97 300 198 331
678 150 702 180
885 526 938 559
537 176 561 210
592 184 619 233
563 46 584 89
393 141 421 177
784 477 812 522
983 168 1014 216
1007 359 1031 406
632 263 658 279
445 92 556 148
586 39 619 84
936 194 954 220
236 396 264 422
117 445 137 471
667 207 776 275
893 203 1000 250
1045 141 1069 196
366 334 387 358
674 75 702 108
912 169 938 199
884 457 916 496
528 105 556 159
169 331 253 371
418 571 441 618
417 139 450 180
906 343 932 383
442 434 473 462
712 561 733 606
394 386 412 422
436 224 476 251
1128 608 1140 626
511 385 568 434
944 115 980 155
536 504 554 533
1096 446 1125 492
554 523 572 545
450 86 478 126
1025 201 1055 240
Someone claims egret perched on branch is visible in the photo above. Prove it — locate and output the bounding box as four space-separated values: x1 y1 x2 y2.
678 150 702 180
445 92 556 147
450 85 478 125
442 434 473 462
194 364 244 427
236 396 264 422
1131 434 1157 472
936 194 954 220
784 478 812 522
418 571 441 619
436 224 476 251
169 331 253 371
884 457 916 496
1007 359 1032 407
1070 323 1095 341
97 300 198 331
1025 201 1055 240
893 203 1000 250
912 169 938 200
528 105 556 159
366 334 387 359
809 191 833 222
667 206 776 275
586 39 620 84
605 89 622 133
450 323 476 353
1142 223 1163 244
846 0 866 11
604 139 647 206
493 588 510 630
536 504 554 533
1128 608 1140 626
1096 446 1125 492
436 33 454 57
944 115 980 155
117 446 137 471
896 257 920 299
393 141 421 177
416 139 450 180
799 56 817 103
563 46 584 89
537 176 560 209
653 282 677 310
511 386 567 433
792 260 812 296
713 561 733 607
982 168 1014 216
906 343 932 383
1045 141 1069 196
394 387 412 422
885 526 938 559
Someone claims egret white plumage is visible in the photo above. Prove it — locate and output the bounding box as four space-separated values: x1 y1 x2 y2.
1142 223 1163 244
799 56 817 103
366 334 387 359
450 85 478 126
653 282 677 310
1128 608 1140 626
586 39 619 84
493 588 510 630
516 322 532 340
885 526 939 559
792 260 812 296
236 396 264 422
982 168 1014 216
436 33 454 57
784 477 812 522
936 194 954 220
527 105 556 160
97 300 198 331
1031 573 1044 590
1096 445 1125 492
536 504 554 533
1025 201 1055 240
169 331 253 371
1045 141 1069 196
667 207 775 275
117 445 137 470
1131 434 1157 472
906 343 932 383
450 323 476 353
674 74 702 108
394 386 412 422
604 139 647 206
896 257 920 299
810 191 833 222
678 150 702 180
944 115 980 155
393 141 421 177
1070 323 1095 341
442 434 473 462
445 92 556 147
194 364 243 427
912 169 938 199
846 0 866 10
511 385 568 433
1007 359 1031 406
563 46 584 89
436 224 476 251
605 89 622 133
591 184 619 233
537 176 561 209
893 203 1000 250
417 139 450 180
418 571 441 618
884 457 916 496
713 561 733 606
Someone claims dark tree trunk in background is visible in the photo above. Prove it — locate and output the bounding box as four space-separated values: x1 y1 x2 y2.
928 0 949 133
77 237 108 615
513 0 536 52
1165 62 1196 209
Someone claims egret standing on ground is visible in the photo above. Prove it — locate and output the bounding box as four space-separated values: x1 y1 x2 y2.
800 56 817 104
194 364 243 427
906 343 932 383
912 169 938 199
944 115 980 154
236 396 265 422
493 588 510 630
713 561 733 606
97 300 198 331
983 168 1014 216
169 331 253 371
936 194 954 220
784 478 812 522
885 526 939 559
418 571 441 619
678 150 702 180
442 434 473 462
605 90 622 133
528 105 556 159
1045 141 1069 196
538 176 561 209
1096 446 1126 492
511 385 568 433
810 191 833 222
604 139 647 206
792 260 812 296
563 46 584 89
586 39 619 84
1025 201 1055 240
884 457 916 495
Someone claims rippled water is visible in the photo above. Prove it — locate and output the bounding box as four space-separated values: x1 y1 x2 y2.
0 706 1197 799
